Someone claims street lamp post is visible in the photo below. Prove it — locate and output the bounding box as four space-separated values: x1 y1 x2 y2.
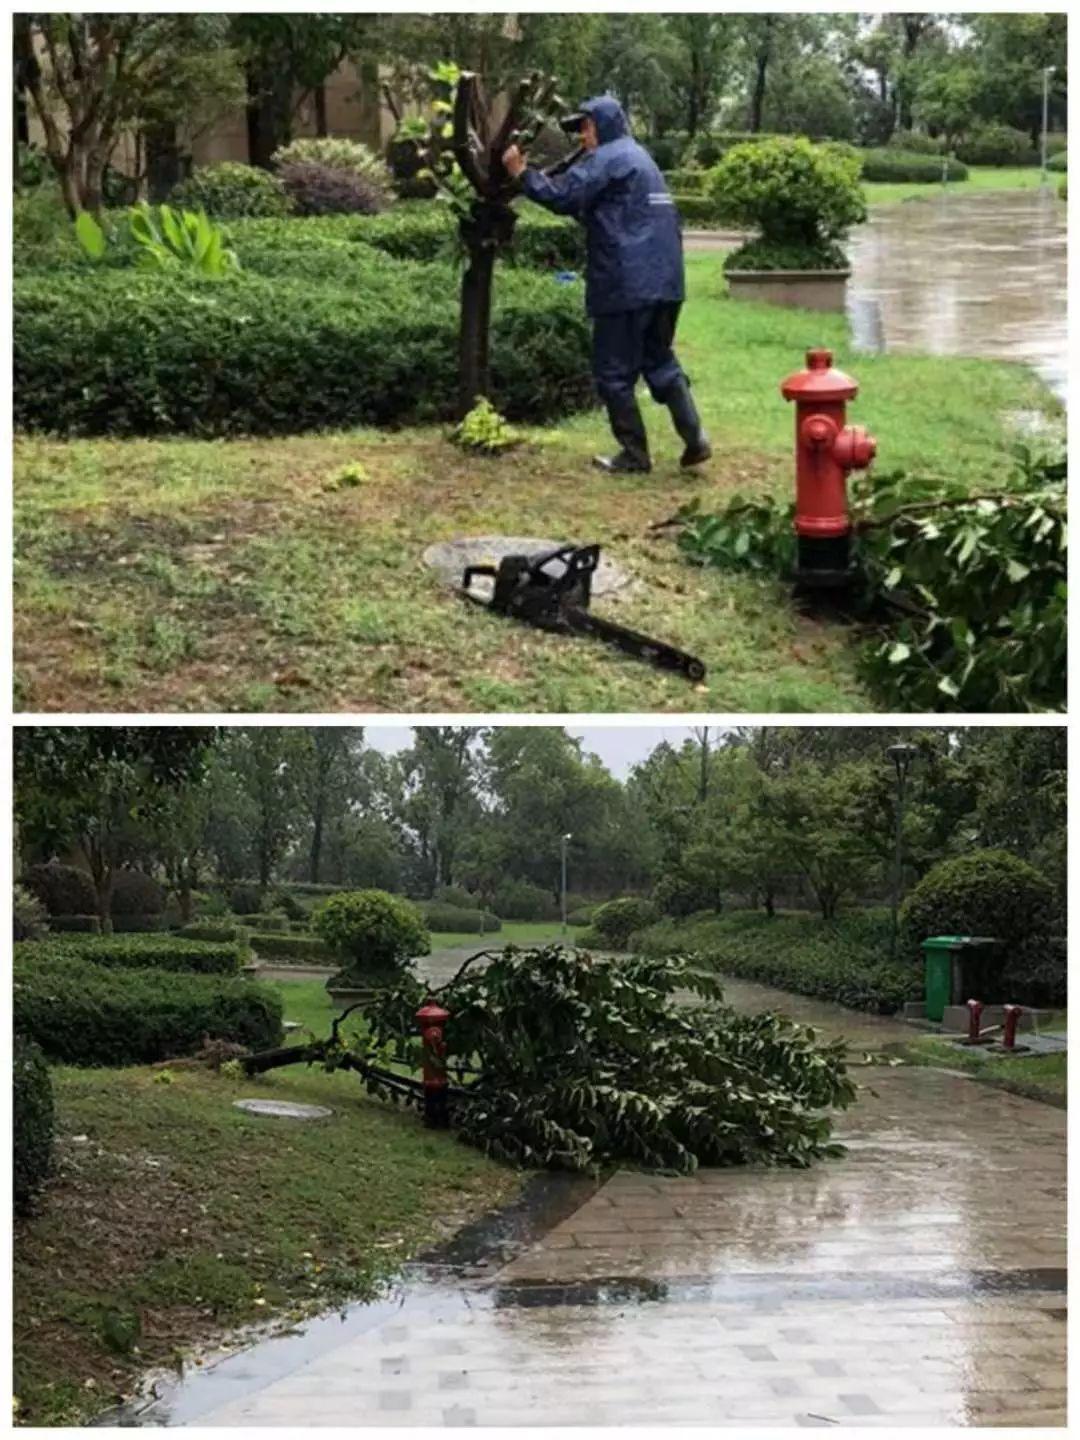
560 832 572 938
1041 66 1055 184
887 743 918 960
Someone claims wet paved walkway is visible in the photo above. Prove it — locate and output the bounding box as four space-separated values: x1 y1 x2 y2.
847 188 1067 401
143 962 1065 1428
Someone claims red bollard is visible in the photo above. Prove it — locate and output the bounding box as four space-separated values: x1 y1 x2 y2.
1003 1004 1023 1050
966 998 984 1043
417 999 451 1128
780 347 877 588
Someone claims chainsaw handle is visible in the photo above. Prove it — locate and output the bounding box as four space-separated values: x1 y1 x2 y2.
462 562 497 591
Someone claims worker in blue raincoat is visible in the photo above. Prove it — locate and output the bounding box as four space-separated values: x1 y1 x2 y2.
503 94 710 474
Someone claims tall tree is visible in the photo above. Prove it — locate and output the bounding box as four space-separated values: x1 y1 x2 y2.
293 728 367 885
14 727 212 930
395 727 482 891
225 729 305 891
13 13 241 215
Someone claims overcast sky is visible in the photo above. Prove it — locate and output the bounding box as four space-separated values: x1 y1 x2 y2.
362 725 724 778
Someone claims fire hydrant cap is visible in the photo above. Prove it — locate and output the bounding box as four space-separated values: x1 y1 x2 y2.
781 346 860 404
417 1000 450 1024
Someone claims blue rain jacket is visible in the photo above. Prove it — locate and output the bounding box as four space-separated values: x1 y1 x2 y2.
520 96 684 318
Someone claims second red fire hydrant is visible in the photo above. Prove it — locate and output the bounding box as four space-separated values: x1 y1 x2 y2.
416 999 450 1129
781 347 877 587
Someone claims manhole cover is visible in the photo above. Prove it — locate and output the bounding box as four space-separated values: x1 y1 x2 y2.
233 1099 333 1121
423 536 630 599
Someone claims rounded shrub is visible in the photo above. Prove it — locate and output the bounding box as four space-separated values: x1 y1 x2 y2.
492 879 559 921
170 161 291 218
13 884 48 941
566 906 595 927
900 850 1053 958
111 868 165 917
645 133 688 171
860 148 969 183
277 161 388 216
272 888 308 922
24 862 95 917
312 890 430 980
229 883 265 916
176 921 243 943
588 897 661 950
887 130 945 156
433 884 478 910
14 951 283 1066
653 866 723 920
273 136 391 194
14 1035 54 1215
955 124 1036 168
707 137 866 271
1046 150 1067 174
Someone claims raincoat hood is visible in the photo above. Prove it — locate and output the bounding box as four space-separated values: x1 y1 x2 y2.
580 95 629 144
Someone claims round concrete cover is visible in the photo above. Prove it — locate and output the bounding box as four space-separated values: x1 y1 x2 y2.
233 1099 333 1121
423 536 630 598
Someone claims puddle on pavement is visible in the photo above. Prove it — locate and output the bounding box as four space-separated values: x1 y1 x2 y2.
847 189 1067 401
115 1066 1065 1428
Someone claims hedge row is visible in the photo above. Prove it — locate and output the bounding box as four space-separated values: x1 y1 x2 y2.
16 934 247 976
248 932 332 962
423 902 502 934
14 259 593 436
631 910 919 1015
13 952 283 1066
860 149 969 183
14 1035 54 1215
349 205 584 270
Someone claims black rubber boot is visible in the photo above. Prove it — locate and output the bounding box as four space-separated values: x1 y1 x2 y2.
663 377 712 467
593 395 651 474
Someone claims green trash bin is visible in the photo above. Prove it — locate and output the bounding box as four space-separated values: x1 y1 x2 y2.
922 935 1003 1022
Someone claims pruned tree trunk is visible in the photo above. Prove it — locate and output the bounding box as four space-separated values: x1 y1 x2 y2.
145 122 181 202
458 231 497 415
446 70 558 419
314 84 328 137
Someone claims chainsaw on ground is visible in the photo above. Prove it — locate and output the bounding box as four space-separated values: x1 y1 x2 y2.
460 542 706 683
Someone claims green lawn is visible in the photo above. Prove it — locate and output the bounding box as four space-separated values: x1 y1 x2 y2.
864 164 1055 206
13 1003 521 1427
428 920 571 950
898 1033 1067 1106
14 252 1055 714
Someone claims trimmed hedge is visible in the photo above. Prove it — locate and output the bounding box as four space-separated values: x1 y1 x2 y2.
176 921 244 942
13 884 48 941
14 952 283 1067
353 204 584 270
236 913 288 932
49 915 100 933
14 259 593 436
423 903 502 934
860 148 969 183
632 909 918 1015
18 934 246 976
14 1035 54 1215
24 862 95 917
248 932 332 962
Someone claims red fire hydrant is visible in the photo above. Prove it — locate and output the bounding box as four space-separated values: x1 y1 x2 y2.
416 999 451 1128
780 347 877 586
1003 1004 1024 1051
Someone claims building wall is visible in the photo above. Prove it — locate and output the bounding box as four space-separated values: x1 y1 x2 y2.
26 58 402 175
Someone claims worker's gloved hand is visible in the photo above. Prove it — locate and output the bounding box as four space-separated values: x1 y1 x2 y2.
502 144 526 180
